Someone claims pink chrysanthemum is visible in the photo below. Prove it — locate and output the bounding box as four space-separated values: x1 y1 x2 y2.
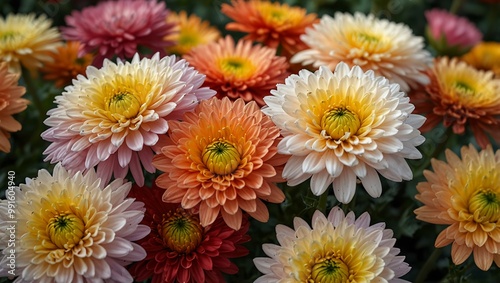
0 163 149 283
42 53 215 186
62 0 176 66
254 207 411 282
128 182 250 283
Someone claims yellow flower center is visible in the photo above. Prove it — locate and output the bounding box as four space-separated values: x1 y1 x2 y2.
0 31 19 42
105 90 141 119
47 213 85 249
161 209 203 254
178 31 201 47
469 189 500 223
202 140 241 175
218 57 256 80
309 256 350 283
321 107 361 140
257 2 303 27
453 80 476 96
347 30 391 53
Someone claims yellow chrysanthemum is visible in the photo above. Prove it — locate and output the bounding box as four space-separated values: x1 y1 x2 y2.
254 207 411 282
165 11 221 56
0 13 61 74
0 163 149 282
292 12 432 91
415 145 500 271
461 42 500 78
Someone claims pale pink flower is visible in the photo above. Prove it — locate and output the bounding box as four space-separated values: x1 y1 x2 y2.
62 0 176 66
425 9 482 55
42 53 215 186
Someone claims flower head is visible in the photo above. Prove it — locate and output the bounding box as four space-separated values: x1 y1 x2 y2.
62 0 176 66
0 163 149 282
153 97 288 230
462 41 500 78
41 41 94 88
42 53 215 186
127 182 250 283
263 63 425 203
425 9 482 56
254 207 411 282
184 36 289 106
0 62 28 153
415 145 500 271
165 11 221 56
292 12 432 91
409 57 500 148
0 13 61 74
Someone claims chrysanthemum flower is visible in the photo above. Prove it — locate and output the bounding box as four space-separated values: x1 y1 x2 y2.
153 97 288 230
254 207 411 282
263 63 425 203
425 9 482 56
41 41 94 88
221 0 318 55
0 163 149 282
42 53 215 186
292 12 432 91
0 62 28 153
0 13 61 74
127 182 250 283
62 0 176 66
415 145 500 271
409 57 500 148
184 36 289 106
462 42 500 78
165 11 221 56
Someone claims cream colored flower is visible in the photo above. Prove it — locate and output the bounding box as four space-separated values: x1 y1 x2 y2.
0 163 149 282
263 63 425 203
292 12 432 91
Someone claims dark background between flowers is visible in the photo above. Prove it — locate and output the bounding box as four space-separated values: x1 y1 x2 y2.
1 0 500 282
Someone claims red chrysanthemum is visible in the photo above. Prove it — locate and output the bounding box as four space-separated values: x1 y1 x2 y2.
127 182 250 283
62 0 176 66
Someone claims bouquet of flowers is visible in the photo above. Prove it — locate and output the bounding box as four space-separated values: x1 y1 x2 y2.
1 0 500 282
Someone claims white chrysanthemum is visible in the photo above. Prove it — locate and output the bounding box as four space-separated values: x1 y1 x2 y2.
0 163 150 283
41 53 215 186
291 12 432 91
253 207 411 282
263 63 425 203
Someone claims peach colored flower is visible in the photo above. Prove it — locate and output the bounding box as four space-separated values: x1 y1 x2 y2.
184 36 289 106
461 41 500 78
263 63 425 203
41 41 94 88
254 207 411 282
165 11 221 56
409 57 500 148
415 145 500 271
153 97 288 230
292 12 432 92
0 62 28 153
0 13 61 74
42 53 215 186
221 0 318 56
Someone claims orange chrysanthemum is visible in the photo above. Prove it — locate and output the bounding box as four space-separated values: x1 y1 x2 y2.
221 0 318 56
415 145 500 271
184 36 289 106
0 62 28 153
152 97 288 230
165 11 221 56
41 41 93 88
461 42 500 78
409 57 500 148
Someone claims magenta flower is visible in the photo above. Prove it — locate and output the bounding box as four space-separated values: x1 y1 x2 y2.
62 0 176 66
425 9 482 56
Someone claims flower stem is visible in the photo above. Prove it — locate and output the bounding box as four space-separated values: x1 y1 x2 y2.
449 0 465 14
415 248 442 283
